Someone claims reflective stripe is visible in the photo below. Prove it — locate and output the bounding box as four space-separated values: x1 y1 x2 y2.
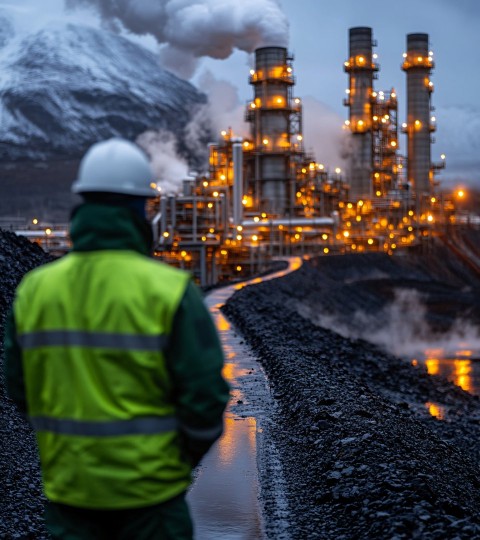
180 422 223 441
30 416 178 436
18 331 168 351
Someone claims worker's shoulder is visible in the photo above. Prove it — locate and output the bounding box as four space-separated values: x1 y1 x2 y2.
17 256 67 289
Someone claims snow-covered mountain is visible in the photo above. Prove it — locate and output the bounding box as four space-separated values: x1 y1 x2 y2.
0 22 208 163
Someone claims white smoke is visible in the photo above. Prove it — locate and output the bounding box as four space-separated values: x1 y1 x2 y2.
136 130 189 194
65 0 289 78
299 288 480 359
302 96 349 172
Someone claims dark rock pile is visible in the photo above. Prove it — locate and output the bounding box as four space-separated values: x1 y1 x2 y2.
223 252 480 539
0 230 51 539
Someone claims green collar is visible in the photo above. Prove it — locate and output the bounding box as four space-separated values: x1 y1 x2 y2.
70 203 153 255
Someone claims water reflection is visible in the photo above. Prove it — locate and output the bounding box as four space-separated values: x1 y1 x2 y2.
424 356 476 394
188 257 303 538
419 349 480 419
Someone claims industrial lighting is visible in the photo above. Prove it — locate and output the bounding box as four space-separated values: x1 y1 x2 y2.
343 231 350 238
345 89 350 94
376 191 382 197
357 120 364 127
203 181 208 187
415 120 422 128
402 123 407 128
402 53 407 58
32 218 38 225
294 98 301 104
373 115 378 121
297 135 303 141
335 167 341 174
344 120 350 126
391 141 397 147
221 130 227 136
441 154 446 160
431 116 436 122
373 53 378 59
250 102 256 109
344 61 350 67
324 248 329 254
236 235 242 241
220 174 226 181
286 67 292 73
249 69 255 75
45 228 52 235
261 213 267 218
371 91 377 98
243 141 249 148
276 97 283 104
318 164 325 170
236 266 242 272
213 191 219 197
208 202 213 208
391 92 396 98
358 56 365 64
253 216 260 222
181 251 187 257
163 232 169 238
417 56 423 62
252 235 258 241
237 225 243 231
368 238 374 245
322 234 328 240
263 138 269 145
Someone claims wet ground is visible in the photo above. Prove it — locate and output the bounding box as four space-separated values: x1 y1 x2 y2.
188 261 300 539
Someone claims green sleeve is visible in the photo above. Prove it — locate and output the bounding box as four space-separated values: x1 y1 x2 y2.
3 308 27 414
166 281 230 466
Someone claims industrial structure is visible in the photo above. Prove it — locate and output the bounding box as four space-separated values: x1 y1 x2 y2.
17 27 463 286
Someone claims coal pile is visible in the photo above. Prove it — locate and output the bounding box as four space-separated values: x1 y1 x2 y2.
223 251 480 539
0 230 52 539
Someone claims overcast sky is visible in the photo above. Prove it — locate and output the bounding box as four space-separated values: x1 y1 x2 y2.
1 0 479 189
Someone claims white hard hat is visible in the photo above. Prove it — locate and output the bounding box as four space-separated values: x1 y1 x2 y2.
72 138 158 197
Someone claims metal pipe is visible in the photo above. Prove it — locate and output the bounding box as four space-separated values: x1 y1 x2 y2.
241 217 334 227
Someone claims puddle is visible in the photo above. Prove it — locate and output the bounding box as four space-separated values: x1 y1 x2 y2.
187 259 301 539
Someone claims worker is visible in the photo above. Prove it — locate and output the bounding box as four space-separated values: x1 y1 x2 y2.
4 138 230 540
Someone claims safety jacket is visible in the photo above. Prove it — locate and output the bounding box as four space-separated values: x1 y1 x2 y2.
7 204 229 509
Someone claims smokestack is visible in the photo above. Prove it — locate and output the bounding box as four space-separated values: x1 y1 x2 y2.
246 46 299 215
402 33 434 206
344 27 378 200
232 138 244 227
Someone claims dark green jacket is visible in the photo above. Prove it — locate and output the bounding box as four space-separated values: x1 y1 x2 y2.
4 203 230 507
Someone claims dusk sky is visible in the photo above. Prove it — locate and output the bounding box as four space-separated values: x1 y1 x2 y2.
1 0 479 189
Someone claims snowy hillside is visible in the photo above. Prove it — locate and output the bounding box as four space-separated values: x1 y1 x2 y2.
0 23 208 163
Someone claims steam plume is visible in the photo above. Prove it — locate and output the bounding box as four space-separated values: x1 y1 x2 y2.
65 0 289 77
136 130 189 194
298 289 480 359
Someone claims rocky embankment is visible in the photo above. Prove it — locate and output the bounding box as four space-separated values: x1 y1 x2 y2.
223 243 480 539
0 230 52 539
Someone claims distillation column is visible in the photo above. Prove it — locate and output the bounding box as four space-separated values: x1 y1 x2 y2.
344 27 378 200
402 33 435 208
247 47 299 215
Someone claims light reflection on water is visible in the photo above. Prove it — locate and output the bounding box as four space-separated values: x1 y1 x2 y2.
417 348 480 419
188 258 303 539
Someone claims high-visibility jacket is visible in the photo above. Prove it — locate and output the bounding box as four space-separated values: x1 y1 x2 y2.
13 249 193 509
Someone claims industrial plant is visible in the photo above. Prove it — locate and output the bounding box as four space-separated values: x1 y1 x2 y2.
16 27 460 286
149 27 453 286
